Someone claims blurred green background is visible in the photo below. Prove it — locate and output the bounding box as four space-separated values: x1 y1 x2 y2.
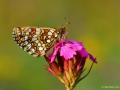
0 0 120 90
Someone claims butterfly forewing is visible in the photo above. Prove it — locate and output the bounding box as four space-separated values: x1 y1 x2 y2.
12 27 60 57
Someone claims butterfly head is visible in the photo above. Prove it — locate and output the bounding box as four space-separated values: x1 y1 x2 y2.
57 27 67 40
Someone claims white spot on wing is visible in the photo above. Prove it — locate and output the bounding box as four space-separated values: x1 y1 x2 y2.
32 37 37 41
36 28 41 35
28 51 33 55
47 40 50 43
39 47 43 50
48 32 52 35
33 35 37 38
26 32 29 35
31 48 35 53
48 36 51 38
50 29 55 33
28 28 31 32
38 43 41 46
42 44 45 47
24 41 28 45
27 44 31 49
35 40 39 43
55 33 58 37
24 36 28 40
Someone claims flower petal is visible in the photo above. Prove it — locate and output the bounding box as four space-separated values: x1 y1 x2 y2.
79 48 88 58
60 46 76 60
67 40 83 46
49 46 60 63
88 53 97 63
66 43 83 51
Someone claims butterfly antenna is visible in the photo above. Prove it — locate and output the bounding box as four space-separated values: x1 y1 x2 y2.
62 17 71 29
57 17 70 40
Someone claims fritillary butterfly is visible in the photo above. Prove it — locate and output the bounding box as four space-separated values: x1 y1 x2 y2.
12 27 66 57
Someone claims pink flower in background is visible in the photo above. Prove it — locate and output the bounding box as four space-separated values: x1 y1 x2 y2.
45 39 97 90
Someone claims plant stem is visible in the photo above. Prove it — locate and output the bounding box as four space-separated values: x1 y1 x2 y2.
65 86 73 90
66 87 70 90
66 87 72 90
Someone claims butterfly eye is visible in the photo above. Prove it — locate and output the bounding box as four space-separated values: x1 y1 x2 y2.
12 27 64 57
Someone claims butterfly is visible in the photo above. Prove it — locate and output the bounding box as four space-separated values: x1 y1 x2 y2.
12 26 66 57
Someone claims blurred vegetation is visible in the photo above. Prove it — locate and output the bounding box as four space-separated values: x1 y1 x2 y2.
0 0 120 90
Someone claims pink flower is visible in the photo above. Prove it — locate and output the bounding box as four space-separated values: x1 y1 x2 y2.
49 39 97 63
44 39 97 90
